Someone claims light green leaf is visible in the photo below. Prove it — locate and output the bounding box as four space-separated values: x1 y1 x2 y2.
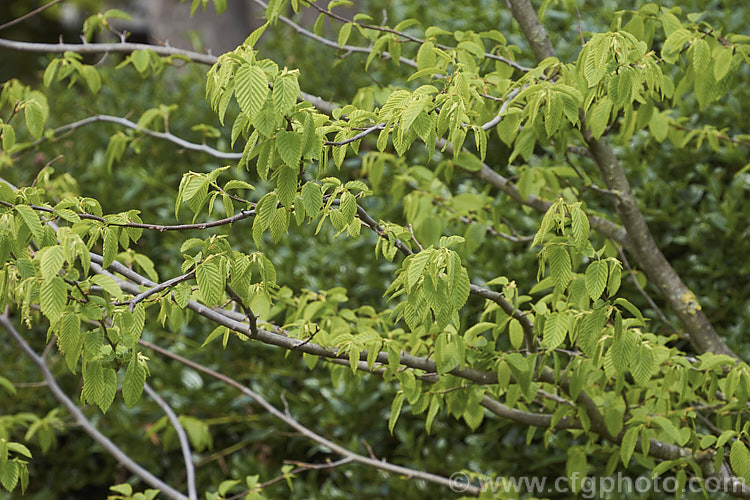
196 258 225 307
235 65 268 121
123 353 146 407
388 391 405 434
15 205 44 241
301 182 323 217
585 260 608 301
40 276 66 322
275 130 302 169
542 312 568 350
272 75 299 116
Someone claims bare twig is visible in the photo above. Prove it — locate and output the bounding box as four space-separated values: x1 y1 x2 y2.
144 383 198 500
0 0 65 32
0 314 188 500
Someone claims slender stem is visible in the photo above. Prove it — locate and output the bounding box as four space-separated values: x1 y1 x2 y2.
144 383 197 500
0 0 65 32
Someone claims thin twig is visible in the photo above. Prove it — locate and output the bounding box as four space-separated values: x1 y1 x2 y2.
0 0 65 32
144 383 198 500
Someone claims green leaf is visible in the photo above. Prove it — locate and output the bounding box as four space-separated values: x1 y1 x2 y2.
235 65 268 121
272 75 299 116
90 275 124 300
509 318 524 349
102 227 118 269
301 182 323 217
123 353 146 407
731 440 750 479
434 332 460 374
196 258 225 307
388 391 405 434
610 329 635 373
23 92 48 139
585 260 608 300
39 246 64 280
275 130 302 168
131 49 150 74
542 312 568 350
547 245 572 290
620 426 639 466
40 276 66 322
566 448 587 493
15 205 44 241
276 165 298 208
57 313 82 372
570 206 590 249
587 97 612 139
338 22 353 48
0 461 19 492
631 342 656 385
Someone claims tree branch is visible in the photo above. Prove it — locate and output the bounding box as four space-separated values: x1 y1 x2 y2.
0 38 337 115
0 313 188 500
143 383 197 500
138 340 480 496
506 0 737 359
0 199 256 232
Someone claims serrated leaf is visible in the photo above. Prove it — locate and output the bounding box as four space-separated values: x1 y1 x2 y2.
15 205 44 241
123 354 146 407
276 165 298 208
509 318 524 349
275 130 302 169
621 426 639 466
570 206 590 249
547 245 572 290
90 274 124 300
388 391 405 434
40 276 66 322
542 312 568 350
731 440 750 479
631 342 656 385
610 329 635 372
0 461 18 492
196 258 225 307
39 246 64 280
57 313 82 372
585 260 608 300
235 65 268 121
101 226 118 269
272 75 299 116
301 182 322 217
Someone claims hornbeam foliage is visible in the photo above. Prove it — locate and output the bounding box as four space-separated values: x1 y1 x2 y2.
1 0 750 498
